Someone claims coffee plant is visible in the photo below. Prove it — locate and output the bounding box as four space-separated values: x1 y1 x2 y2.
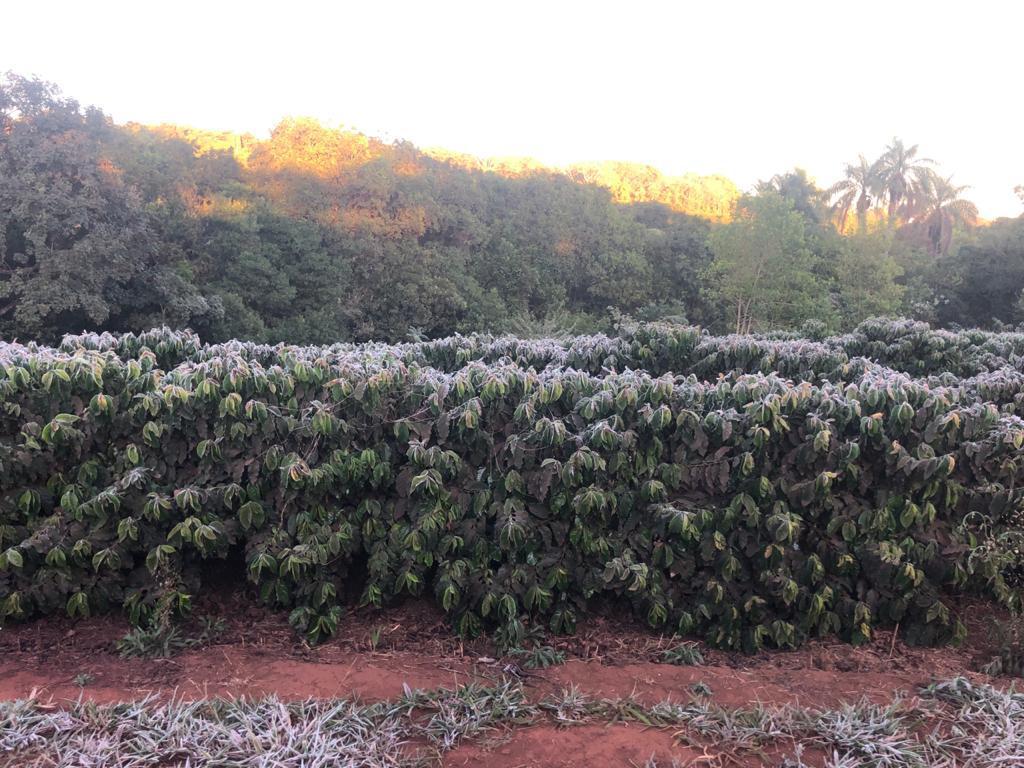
1 319 1023 651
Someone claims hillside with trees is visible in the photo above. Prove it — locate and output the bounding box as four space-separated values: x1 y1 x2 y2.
1 72 1022 343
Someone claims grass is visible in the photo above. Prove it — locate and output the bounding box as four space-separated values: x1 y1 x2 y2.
919 677 1024 765
367 625 384 652
690 681 713 697
1 677 1021 767
980 614 1024 678
542 676 1024 767
540 683 591 725
508 644 566 669
0 680 532 768
397 679 535 750
116 615 226 658
660 641 704 666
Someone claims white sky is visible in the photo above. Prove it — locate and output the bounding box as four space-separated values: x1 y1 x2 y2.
4 0 1022 218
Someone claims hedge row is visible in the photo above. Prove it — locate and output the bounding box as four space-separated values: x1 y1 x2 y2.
55 317 1024 382
1 325 1023 650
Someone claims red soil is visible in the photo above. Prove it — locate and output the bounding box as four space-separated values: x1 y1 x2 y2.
0 594 1006 767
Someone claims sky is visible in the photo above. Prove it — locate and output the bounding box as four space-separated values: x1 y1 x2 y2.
4 0 1022 218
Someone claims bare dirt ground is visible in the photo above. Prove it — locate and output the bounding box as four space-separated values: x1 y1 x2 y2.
0 593 1009 767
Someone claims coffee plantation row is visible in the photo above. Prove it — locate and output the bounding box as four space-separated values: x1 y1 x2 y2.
1 320 1022 650
57 317 1024 381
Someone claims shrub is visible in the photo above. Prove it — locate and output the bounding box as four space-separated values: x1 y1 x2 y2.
0 322 1022 649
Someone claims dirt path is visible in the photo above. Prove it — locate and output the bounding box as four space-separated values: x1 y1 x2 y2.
0 597 1007 768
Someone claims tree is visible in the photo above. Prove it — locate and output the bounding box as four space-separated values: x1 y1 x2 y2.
188 197 352 343
1 71 1011 343
0 73 215 339
834 232 904 328
910 174 978 256
566 162 740 221
933 215 1024 327
707 192 832 334
826 156 882 233
877 138 934 223
628 203 714 324
757 168 826 226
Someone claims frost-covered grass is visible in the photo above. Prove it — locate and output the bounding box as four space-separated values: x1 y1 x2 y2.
1 676 1020 767
596 676 1024 768
0 681 533 768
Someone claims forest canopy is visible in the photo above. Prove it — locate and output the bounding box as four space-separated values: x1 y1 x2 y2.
1 72 1022 343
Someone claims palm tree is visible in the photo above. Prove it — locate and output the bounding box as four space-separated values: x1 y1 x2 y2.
910 174 978 256
757 168 826 225
877 138 934 222
826 155 881 232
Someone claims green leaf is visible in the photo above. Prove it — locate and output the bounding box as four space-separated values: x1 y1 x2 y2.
3 548 23 569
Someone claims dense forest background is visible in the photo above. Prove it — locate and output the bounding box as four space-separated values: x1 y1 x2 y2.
2 72 1022 344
